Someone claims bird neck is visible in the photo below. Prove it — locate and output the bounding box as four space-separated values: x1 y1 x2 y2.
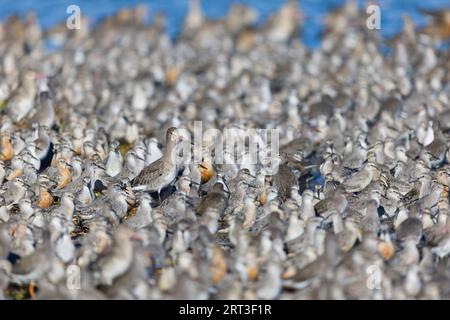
163 140 177 165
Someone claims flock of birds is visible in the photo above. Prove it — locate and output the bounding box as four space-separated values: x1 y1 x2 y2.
1 0 450 299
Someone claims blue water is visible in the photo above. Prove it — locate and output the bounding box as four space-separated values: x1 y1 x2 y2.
1 0 449 48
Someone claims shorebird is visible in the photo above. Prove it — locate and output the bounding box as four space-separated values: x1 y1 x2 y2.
261 0 301 43
271 160 297 199
5 69 37 123
314 188 348 219
78 183 130 224
31 124 53 162
396 239 420 267
0 197 9 223
132 127 185 200
53 158 73 189
48 192 76 242
396 211 423 244
199 156 214 184
26 80 56 128
126 193 153 230
343 162 377 193
196 182 229 216
333 213 362 252
299 189 315 221
75 176 94 206
377 228 395 261
424 211 450 258
360 199 381 234
118 150 145 181
9 231 53 284
419 8 450 40
3 177 29 207
220 180 253 234
105 141 123 178
92 225 136 286
0 131 14 161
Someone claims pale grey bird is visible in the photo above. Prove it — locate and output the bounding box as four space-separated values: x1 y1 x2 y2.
0 196 9 222
53 158 99 197
75 176 95 206
255 255 282 299
342 139 367 170
395 239 420 267
300 189 315 221
92 225 135 286
21 145 41 171
424 214 450 258
105 140 123 177
18 198 34 220
0 223 11 260
343 162 377 193
6 70 37 122
3 177 30 207
223 179 252 218
197 182 229 216
126 193 153 230
132 127 185 200
314 188 348 218
30 124 52 162
396 212 423 244
9 231 53 284
117 150 146 181
48 192 76 243
55 232 76 263
422 122 447 168
145 137 163 166
360 199 381 234
77 183 129 224
27 82 56 128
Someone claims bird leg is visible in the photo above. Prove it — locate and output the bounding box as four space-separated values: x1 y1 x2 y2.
28 281 37 300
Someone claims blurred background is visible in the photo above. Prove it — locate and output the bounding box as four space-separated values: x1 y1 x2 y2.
0 0 449 47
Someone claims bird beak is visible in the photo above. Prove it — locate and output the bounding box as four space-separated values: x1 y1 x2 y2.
6 204 17 210
130 232 143 241
184 196 195 206
36 72 46 80
48 177 58 184
177 135 187 143
23 182 33 189
23 160 34 166
135 154 145 161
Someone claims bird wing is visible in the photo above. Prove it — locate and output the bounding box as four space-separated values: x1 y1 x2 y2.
418 8 446 23
344 169 369 189
131 159 165 186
